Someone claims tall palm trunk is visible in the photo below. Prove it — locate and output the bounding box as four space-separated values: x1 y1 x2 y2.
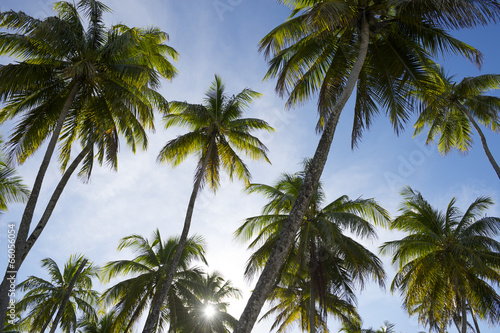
142 140 215 333
461 296 468 333
24 147 89 264
0 80 81 331
233 17 370 333
309 274 316 333
48 259 88 333
461 106 500 180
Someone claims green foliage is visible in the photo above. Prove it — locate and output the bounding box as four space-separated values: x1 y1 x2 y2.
0 0 178 179
381 187 500 332
100 230 207 332
157 74 274 190
16 254 99 333
236 161 389 332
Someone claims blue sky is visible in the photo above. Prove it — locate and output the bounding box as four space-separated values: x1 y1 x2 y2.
1 1 499 332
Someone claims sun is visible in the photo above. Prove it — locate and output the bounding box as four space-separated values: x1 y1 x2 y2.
204 304 215 318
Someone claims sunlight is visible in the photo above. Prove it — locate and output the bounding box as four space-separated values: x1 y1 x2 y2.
204 304 215 318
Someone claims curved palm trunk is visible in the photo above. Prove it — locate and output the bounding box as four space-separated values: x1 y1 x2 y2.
142 140 214 333
470 307 481 333
48 259 88 333
462 106 500 180
23 147 89 264
0 80 81 331
233 18 370 333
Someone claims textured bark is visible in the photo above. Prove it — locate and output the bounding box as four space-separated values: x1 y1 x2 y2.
48 259 88 333
462 107 500 180
0 80 81 332
141 140 214 333
233 18 370 333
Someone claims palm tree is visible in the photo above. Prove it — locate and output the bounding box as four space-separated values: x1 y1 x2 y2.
380 187 500 333
15 254 99 333
235 1 500 331
413 66 500 179
176 271 241 333
235 163 389 332
77 310 121 333
101 230 207 333
0 0 178 323
141 74 273 333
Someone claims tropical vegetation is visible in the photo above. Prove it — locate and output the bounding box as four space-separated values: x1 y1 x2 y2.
380 187 500 333
235 163 389 332
1 0 500 333
0 0 178 323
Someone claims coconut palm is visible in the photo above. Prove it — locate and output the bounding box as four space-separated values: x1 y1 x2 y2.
141 74 273 333
413 66 500 179
101 230 207 333
235 1 500 331
77 310 121 333
380 187 500 333
175 271 241 333
235 163 389 332
15 254 99 333
0 0 178 323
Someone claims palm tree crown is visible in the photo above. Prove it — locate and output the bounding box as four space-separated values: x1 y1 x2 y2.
380 187 500 333
101 230 207 332
236 162 389 332
413 66 500 179
16 254 99 333
158 74 273 189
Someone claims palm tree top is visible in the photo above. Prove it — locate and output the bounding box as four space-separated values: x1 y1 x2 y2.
158 74 274 191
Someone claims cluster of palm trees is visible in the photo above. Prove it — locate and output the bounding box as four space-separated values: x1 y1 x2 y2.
9 233 241 333
1 0 500 333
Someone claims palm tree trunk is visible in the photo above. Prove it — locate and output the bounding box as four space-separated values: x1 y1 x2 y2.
309 278 316 333
462 106 500 180
461 296 468 333
470 307 481 333
22 147 89 264
0 80 81 332
142 140 215 333
39 305 58 333
233 17 370 333
48 259 88 333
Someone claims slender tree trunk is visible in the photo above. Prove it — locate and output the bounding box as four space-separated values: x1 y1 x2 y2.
48 259 88 333
461 296 468 333
39 305 58 333
0 80 81 332
470 307 481 333
142 140 215 333
309 278 316 333
22 148 89 264
462 106 500 180
233 18 370 333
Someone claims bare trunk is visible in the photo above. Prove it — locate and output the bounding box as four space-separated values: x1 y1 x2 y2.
233 18 370 333
461 296 467 333
48 259 88 333
142 140 214 333
462 107 500 180
470 307 480 333
309 277 316 333
22 148 89 264
0 80 81 332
